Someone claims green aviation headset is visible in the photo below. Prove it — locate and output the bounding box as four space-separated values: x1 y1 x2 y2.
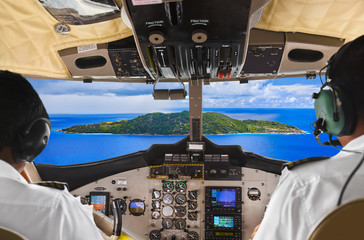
312 53 357 141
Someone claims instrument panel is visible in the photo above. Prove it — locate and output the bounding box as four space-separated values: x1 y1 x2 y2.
72 165 279 240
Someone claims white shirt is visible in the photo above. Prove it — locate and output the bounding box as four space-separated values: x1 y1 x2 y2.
0 160 103 240
254 135 364 240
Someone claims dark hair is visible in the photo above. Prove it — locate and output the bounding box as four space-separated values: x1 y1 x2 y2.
0 71 49 151
328 35 364 118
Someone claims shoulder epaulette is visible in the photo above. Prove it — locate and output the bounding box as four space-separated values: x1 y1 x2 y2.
33 181 69 191
282 156 329 171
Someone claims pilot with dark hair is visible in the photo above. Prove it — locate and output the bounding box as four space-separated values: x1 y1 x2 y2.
252 35 364 240
0 71 103 240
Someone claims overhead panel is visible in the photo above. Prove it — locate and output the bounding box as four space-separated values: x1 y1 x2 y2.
122 0 260 81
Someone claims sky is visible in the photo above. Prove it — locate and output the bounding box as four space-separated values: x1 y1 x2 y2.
28 77 322 114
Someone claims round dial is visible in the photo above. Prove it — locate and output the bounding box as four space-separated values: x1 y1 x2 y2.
149 230 161 240
152 211 161 219
188 190 197 200
188 201 197 210
174 218 186 230
248 187 261 201
162 218 173 229
112 198 127 215
175 181 187 192
152 190 161 199
188 211 197 221
162 193 174 205
174 206 186 217
162 206 174 217
187 231 199 240
129 199 145 216
175 194 187 205
162 181 174 192
152 200 161 209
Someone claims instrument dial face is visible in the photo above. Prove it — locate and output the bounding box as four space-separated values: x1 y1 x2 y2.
175 181 187 192
129 199 145 216
247 187 261 201
188 201 197 210
188 190 197 200
162 193 174 205
187 231 199 240
149 230 161 240
188 211 198 221
152 211 161 219
162 206 174 217
152 190 161 199
162 181 174 192
175 194 187 205
174 206 186 217
174 218 186 230
162 218 173 229
152 200 161 209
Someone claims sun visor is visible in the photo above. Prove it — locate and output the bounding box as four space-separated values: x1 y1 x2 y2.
0 0 132 79
256 0 364 42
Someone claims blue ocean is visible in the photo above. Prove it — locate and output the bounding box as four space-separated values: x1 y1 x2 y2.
35 108 339 165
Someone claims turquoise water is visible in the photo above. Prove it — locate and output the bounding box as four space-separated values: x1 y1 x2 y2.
35 109 339 165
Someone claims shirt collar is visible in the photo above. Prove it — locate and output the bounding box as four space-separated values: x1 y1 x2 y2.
0 159 28 184
342 134 364 152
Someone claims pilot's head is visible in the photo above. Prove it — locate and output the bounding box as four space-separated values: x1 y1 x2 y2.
313 36 364 142
0 70 50 168
326 35 364 120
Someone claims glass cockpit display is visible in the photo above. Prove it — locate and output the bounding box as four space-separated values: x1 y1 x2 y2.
89 192 109 215
211 188 237 208
213 216 234 228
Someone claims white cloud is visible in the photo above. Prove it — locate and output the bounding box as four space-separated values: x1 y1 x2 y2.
40 94 189 114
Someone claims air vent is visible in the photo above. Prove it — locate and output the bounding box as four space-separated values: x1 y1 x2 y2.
75 56 107 69
288 49 324 62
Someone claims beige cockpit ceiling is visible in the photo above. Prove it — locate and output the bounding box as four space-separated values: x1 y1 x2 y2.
0 0 364 80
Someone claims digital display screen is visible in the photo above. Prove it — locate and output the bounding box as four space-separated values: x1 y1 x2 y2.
90 195 107 214
214 216 234 228
211 188 236 207
215 232 234 237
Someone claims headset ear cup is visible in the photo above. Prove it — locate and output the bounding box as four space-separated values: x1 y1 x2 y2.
314 89 356 136
13 118 51 163
336 87 356 136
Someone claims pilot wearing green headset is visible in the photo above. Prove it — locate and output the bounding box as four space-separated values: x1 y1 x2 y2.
252 35 364 240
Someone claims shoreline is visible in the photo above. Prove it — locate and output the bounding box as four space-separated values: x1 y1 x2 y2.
57 129 308 136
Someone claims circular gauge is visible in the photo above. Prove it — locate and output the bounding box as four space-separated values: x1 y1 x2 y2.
152 200 161 209
149 230 161 240
152 190 161 199
188 201 197 210
129 199 145 216
162 206 174 217
151 211 161 219
175 218 186 230
175 206 186 217
175 181 187 192
175 194 187 205
111 198 127 215
188 211 198 221
162 181 174 192
162 218 173 229
248 187 261 201
162 193 174 205
188 190 197 200
187 231 199 240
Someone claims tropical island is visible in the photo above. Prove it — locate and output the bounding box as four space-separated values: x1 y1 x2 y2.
60 111 306 135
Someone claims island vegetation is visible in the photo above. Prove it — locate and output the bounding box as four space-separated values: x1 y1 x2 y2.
60 111 306 135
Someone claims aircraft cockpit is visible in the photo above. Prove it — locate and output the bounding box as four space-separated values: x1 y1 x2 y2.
2 0 364 239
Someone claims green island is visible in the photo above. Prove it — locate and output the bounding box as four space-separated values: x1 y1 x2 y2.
60 111 306 135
